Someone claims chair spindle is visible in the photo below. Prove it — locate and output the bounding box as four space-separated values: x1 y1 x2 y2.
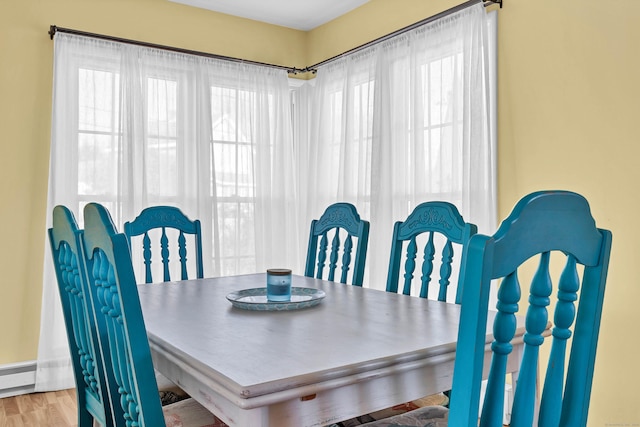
178 231 188 280
419 232 435 298
316 232 328 279
328 229 340 281
143 232 152 283
161 227 170 282
539 255 579 426
510 252 553 427
481 271 520 427
340 235 354 284
438 240 454 301
403 237 418 295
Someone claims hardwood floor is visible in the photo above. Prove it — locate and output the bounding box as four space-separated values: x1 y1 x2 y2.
0 389 510 426
0 389 78 427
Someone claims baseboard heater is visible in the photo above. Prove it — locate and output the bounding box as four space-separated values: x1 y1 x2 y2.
0 361 37 398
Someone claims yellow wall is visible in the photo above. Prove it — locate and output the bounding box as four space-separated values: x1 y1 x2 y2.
500 3 640 423
309 1 639 425
0 0 306 364
2 0 638 424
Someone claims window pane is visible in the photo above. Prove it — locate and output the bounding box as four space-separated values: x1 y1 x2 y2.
213 142 236 197
218 202 238 258
237 90 254 143
211 87 237 142
146 137 177 196
237 143 254 197
238 202 255 257
146 78 178 197
79 69 119 132
147 78 177 138
210 83 261 275
78 133 117 196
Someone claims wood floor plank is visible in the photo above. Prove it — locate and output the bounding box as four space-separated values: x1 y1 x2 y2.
4 413 25 427
14 394 34 414
44 391 58 404
46 402 72 427
2 393 20 417
0 390 79 427
28 392 48 411
55 392 78 426
0 397 6 425
23 408 50 426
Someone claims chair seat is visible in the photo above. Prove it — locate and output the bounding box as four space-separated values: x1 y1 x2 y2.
326 395 448 427
357 405 449 427
156 370 189 399
411 393 449 408
162 397 229 427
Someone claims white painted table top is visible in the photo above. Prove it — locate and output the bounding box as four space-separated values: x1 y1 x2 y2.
138 273 519 426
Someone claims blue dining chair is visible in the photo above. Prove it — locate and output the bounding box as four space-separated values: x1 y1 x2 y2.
386 201 477 303
383 201 476 410
124 205 204 283
359 190 613 427
48 205 119 426
451 190 612 427
305 202 370 286
81 202 226 426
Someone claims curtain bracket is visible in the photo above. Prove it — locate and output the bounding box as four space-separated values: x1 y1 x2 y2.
484 0 502 8
287 66 317 75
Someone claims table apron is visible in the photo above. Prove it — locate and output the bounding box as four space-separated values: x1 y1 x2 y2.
150 341 523 427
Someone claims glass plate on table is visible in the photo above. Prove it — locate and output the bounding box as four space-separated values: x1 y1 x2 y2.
226 287 326 311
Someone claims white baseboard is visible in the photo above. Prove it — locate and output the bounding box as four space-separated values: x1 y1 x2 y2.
0 361 37 398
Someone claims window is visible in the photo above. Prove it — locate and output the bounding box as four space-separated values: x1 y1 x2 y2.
210 86 258 275
50 36 296 280
77 67 121 216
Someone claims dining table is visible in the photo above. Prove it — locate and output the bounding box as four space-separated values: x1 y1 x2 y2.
137 273 525 427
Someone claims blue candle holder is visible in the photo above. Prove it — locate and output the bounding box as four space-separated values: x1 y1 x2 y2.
266 269 292 302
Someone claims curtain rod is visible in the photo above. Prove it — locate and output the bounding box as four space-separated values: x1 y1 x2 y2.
306 0 500 72
48 0 501 76
48 25 300 74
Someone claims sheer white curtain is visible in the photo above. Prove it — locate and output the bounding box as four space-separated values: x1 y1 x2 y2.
296 5 497 291
37 33 298 391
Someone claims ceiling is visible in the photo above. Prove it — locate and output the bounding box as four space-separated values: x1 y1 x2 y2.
169 0 370 31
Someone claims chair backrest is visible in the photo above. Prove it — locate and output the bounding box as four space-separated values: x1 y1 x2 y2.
124 205 203 283
305 203 370 286
385 201 477 303
48 205 118 426
449 191 612 427
82 202 165 426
